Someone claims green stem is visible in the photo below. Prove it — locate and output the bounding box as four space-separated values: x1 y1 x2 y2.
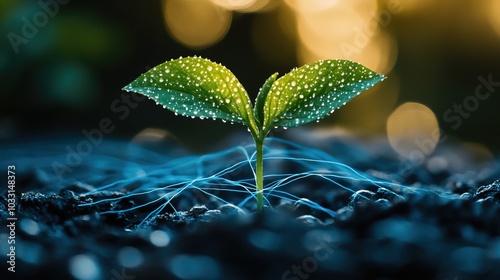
255 137 264 212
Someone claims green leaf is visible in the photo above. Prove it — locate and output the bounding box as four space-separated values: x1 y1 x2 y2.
254 73 277 129
123 56 256 128
261 59 385 132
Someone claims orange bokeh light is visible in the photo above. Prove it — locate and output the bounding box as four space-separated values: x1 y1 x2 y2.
210 0 276 12
489 0 500 37
288 0 397 74
386 102 440 159
163 0 232 49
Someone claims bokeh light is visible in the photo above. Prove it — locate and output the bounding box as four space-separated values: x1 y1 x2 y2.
210 0 275 12
489 0 500 37
391 0 432 14
163 0 232 49
117 246 144 268
386 102 440 158
131 128 171 144
19 218 40 235
168 254 220 280
284 0 340 13
285 0 397 74
462 142 495 163
69 254 101 280
36 61 99 108
150 230 171 247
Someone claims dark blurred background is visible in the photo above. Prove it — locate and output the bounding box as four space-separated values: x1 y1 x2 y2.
1 0 499 157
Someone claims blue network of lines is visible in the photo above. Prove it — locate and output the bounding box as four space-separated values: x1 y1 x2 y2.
1 135 408 226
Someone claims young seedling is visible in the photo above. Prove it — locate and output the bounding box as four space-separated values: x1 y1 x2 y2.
123 56 384 211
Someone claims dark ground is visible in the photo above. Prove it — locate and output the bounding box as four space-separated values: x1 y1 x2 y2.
1 130 500 280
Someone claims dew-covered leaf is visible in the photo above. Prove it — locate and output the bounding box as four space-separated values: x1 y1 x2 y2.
261 59 385 132
254 73 277 129
123 56 256 128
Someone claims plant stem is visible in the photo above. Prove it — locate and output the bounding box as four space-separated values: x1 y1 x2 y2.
255 138 264 212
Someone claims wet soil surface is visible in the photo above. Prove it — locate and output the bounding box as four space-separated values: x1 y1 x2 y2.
1 131 500 280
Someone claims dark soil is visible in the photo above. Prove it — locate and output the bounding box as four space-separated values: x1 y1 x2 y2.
1 131 500 280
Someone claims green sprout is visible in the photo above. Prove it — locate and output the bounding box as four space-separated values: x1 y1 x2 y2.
123 56 385 211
